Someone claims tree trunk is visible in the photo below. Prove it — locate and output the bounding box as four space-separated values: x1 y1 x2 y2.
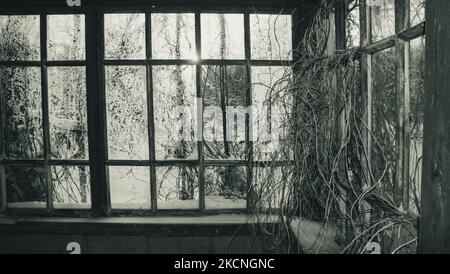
172 15 192 200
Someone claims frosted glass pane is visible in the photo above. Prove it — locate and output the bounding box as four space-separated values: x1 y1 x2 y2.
109 166 151 210
251 66 292 161
205 166 247 209
409 36 425 213
371 0 395 42
202 65 247 160
52 166 91 209
410 0 425 26
48 15 85 60
347 1 360 48
104 14 145 60
106 66 149 160
151 13 196 59
157 167 199 210
1 66 43 159
153 65 197 160
250 14 292 60
0 15 40 61
48 67 88 160
6 166 46 209
201 14 245 59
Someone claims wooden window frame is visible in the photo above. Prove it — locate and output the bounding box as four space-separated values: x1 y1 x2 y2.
0 0 306 217
351 0 425 209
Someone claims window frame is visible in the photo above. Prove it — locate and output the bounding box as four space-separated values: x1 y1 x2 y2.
0 0 303 217
0 9 89 216
355 0 425 210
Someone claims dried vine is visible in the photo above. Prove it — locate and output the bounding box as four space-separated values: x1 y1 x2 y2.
244 0 418 254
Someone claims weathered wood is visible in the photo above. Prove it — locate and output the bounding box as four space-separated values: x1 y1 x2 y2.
361 23 425 54
145 13 158 213
360 0 371 189
418 0 450 254
362 37 396 54
394 0 409 208
40 14 53 213
397 22 425 41
358 0 374 236
334 0 354 243
86 3 110 216
195 12 205 212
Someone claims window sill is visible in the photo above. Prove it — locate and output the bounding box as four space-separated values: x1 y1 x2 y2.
0 214 277 236
5 214 253 225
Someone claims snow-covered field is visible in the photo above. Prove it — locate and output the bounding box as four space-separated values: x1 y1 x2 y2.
8 196 246 210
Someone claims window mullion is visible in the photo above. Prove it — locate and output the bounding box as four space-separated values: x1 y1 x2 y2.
86 4 109 216
361 0 373 187
244 12 252 213
196 12 205 212
40 13 53 213
146 12 157 213
395 0 411 209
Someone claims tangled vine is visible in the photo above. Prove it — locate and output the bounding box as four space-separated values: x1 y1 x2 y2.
243 0 419 254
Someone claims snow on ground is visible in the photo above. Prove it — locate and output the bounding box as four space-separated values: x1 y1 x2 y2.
205 195 246 209
53 203 91 209
8 197 245 210
8 202 90 210
7 202 47 209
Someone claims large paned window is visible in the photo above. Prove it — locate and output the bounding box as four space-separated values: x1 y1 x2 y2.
0 5 294 215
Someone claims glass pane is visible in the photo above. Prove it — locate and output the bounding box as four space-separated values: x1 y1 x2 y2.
153 65 197 160
6 166 46 209
205 166 247 209
151 13 196 59
251 66 292 161
156 167 199 210
1 66 43 159
409 36 425 213
202 65 247 160
372 47 397 194
52 166 91 209
252 167 290 209
201 14 245 59
347 0 360 48
104 14 145 60
48 15 85 61
371 0 395 42
410 0 425 26
48 67 88 160
0 15 40 61
109 166 151 210
326 11 336 56
250 14 292 60
106 66 149 160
